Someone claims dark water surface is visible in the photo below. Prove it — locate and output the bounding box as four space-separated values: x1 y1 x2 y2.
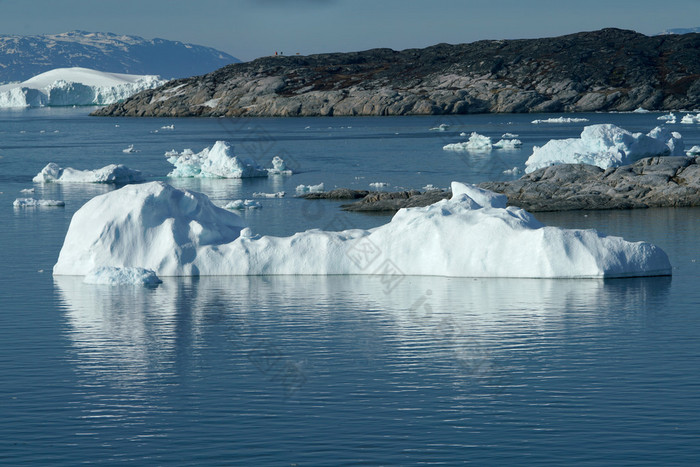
1 109 699 464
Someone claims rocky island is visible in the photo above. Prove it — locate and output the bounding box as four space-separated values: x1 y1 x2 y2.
93 28 700 117
303 156 700 212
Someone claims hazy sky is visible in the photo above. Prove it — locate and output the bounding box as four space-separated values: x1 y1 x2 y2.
0 0 698 61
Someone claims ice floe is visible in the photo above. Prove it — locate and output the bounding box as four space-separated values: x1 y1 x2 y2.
370 182 389 189
492 139 523 149
502 133 519 138
83 266 162 286
531 117 590 124
429 123 450 131
13 198 65 207
33 162 144 183
0 67 165 108
165 141 291 178
53 181 672 279
525 124 686 173
657 112 677 122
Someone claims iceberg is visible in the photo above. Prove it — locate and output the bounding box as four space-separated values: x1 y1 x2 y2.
53 181 672 278
83 266 162 286
33 162 144 183
296 183 324 194
165 141 290 178
657 112 676 122
443 132 493 151
531 117 590 124
370 182 389 189
0 67 166 108
252 191 285 198
680 113 700 124
224 199 261 210
687 145 700 156
443 133 521 151
122 144 139 153
525 124 686 173
13 198 65 207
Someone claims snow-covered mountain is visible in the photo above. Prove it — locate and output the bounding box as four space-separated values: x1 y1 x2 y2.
657 27 700 35
0 67 166 108
0 31 240 83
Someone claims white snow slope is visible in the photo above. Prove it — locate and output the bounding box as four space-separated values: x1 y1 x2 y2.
0 67 165 108
53 181 672 279
525 124 685 173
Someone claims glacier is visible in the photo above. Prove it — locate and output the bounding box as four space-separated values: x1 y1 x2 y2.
0 67 165 108
53 181 672 279
525 124 686 173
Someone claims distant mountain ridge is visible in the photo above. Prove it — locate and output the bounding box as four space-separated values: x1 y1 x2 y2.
93 28 700 117
0 31 240 82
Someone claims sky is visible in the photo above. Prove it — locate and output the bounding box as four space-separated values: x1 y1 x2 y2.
0 0 698 61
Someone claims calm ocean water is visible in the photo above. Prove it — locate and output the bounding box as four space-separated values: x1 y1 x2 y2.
1 108 699 465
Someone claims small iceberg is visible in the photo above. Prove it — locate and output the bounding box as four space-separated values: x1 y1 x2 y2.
32 162 144 183
122 144 139 153
687 145 700 156
53 181 672 279
443 133 521 151
525 124 685 173
429 123 450 131
657 112 676 122
13 198 65 207
224 200 262 210
680 113 700 124
370 182 389 189
502 133 519 138
165 141 292 178
531 117 590 124
253 191 285 198
83 266 162 286
160 124 174 130
296 183 324 194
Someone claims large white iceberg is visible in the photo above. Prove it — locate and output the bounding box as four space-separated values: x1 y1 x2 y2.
33 162 144 183
525 124 685 173
165 141 291 178
0 67 166 108
53 181 672 279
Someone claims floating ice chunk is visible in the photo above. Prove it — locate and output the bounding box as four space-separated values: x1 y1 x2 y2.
503 167 521 175
83 266 162 286
687 145 700 156
166 141 269 178
266 156 293 175
20 188 35 194
32 162 144 183
370 182 389 189
633 107 650 113
224 199 261 210
525 124 686 173
680 113 700 124
13 197 65 207
160 124 174 130
531 117 590 124
429 123 450 131
657 112 676 121
502 133 519 138
296 183 324 194
0 67 166 108
53 181 672 278
492 139 523 149
252 191 285 198
443 132 492 151
422 184 439 191
122 144 139 153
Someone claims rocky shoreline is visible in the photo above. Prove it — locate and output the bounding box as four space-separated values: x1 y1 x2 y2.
93 29 700 117
302 156 700 213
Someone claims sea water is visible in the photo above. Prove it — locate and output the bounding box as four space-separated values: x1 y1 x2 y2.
1 108 699 464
